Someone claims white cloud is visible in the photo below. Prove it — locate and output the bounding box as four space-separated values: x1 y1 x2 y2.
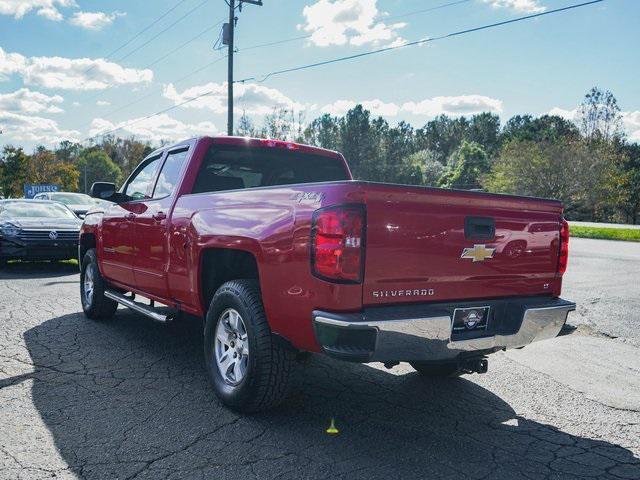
163 82 306 115
0 111 79 145
0 47 153 90
548 107 577 120
70 11 125 30
89 114 219 143
319 95 503 118
320 95 502 118
37 6 63 21
0 48 26 80
0 0 76 20
299 0 406 47
321 99 400 117
96 100 110 106
403 95 503 116
0 88 64 114
481 0 545 14
623 111 640 142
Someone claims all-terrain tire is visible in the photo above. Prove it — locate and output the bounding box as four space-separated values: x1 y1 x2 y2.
80 249 118 320
204 280 295 412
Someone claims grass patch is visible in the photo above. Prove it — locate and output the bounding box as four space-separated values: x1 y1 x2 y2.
570 226 640 242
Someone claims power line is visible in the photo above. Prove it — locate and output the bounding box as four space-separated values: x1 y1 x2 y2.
113 0 210 64
91 55 228 125
85 0 603 142
385 0 472 21
77 14 225 122
82 0 192 76
235 0 472 53
84 0 468 111
236 0 603 84
141 20 224 70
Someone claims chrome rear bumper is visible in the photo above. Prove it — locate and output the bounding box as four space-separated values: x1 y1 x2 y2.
313 297 575 363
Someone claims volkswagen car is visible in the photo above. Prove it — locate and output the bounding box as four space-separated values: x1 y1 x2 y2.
0 199 82 266
33 192 99 218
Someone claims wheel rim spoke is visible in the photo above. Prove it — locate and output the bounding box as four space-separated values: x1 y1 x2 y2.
214 308 250 386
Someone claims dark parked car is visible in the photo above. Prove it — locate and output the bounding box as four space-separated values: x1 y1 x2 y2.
33 192 99 218
0 199 82 266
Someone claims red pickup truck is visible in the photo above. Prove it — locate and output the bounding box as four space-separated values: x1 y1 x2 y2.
80 136 575 412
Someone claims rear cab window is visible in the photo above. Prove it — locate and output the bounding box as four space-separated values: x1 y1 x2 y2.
191 146 349 194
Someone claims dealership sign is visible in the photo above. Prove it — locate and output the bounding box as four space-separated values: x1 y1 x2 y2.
23 184 60 199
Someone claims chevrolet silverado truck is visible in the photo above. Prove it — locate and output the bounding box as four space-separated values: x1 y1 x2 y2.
80 136 575 412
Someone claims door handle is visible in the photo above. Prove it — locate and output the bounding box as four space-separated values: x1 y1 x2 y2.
125 212 136 220
152 211 167 221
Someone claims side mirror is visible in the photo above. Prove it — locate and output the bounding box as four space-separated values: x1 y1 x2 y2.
90 182 117 200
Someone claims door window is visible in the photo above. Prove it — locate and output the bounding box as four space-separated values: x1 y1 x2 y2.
125 156 162 200
153 148 189 199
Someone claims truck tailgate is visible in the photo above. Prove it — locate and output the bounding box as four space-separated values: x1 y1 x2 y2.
361 183 563 306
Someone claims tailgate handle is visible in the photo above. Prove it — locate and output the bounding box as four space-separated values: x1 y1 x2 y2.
464 216 495 240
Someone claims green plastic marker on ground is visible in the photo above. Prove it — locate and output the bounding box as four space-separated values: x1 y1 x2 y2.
326 418 339 434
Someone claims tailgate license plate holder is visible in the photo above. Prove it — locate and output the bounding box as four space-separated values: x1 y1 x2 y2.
452 306 490 334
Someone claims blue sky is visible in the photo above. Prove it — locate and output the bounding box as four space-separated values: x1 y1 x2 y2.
0 0 638 150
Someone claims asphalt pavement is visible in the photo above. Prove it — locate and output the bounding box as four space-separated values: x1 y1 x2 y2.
0 238 638 480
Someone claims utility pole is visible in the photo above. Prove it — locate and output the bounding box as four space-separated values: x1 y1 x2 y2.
226 0 235 136
223 0 262 136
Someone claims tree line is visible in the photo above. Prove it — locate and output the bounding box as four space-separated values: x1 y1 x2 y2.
1 87 639 224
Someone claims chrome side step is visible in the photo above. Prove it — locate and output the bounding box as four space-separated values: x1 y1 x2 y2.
105 290 173 323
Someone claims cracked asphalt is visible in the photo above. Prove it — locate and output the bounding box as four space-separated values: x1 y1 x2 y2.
1 238 639 479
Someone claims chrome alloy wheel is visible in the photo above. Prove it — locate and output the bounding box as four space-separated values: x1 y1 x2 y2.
214 308 249 386
83 263 95 306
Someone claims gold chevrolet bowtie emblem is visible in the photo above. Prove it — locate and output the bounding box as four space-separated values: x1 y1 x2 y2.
461 244 496 262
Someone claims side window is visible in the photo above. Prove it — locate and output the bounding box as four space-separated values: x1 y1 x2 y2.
125 156 162 200
153 148 189 199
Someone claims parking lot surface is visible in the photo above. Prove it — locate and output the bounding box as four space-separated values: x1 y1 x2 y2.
1 238 639 479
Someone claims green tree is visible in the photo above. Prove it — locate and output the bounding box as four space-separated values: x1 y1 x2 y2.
577 87 624 142
439 141 489 190
482 139 621 220
28 147 80 192
55 140 83 163
0 146 30 198
400 150 444 186
467 113 501 157
338 105 382 180
615 143 640 223
303 114 341 151
501 115 579 143
76 149 122 193
236 111 258 137
415 115 469 165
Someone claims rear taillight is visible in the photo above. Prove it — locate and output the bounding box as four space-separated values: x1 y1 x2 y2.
558 219 569 275
311 205 365 283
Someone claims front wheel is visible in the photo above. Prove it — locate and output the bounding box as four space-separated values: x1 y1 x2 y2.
80 249 118 320
204 280 294 412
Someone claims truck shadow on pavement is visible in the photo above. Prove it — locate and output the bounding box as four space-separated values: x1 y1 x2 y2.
20 310 640 480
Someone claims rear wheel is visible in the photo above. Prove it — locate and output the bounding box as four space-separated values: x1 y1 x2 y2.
80 249 118 320
410 362 460 377
204 280 294 412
